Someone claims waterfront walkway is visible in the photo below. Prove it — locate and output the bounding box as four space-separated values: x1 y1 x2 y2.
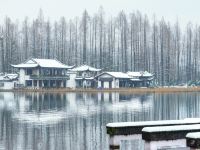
2 87 200 93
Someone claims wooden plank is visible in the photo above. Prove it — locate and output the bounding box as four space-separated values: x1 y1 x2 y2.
107 119 200 136
142 124 200 141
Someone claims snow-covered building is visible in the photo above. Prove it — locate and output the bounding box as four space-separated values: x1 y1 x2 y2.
0 73 18 90
71 65 101 88
96 72 132 88
11 58 73 88
127 71 154 87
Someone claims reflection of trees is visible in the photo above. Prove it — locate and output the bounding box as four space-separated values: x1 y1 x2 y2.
152 92 200 121
0 92 200 150
0 93 15 150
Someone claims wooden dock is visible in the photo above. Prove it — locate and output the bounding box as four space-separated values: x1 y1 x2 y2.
106 119 200 150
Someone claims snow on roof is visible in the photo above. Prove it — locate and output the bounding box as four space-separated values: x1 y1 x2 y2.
130 79 142 81
71 65 101 72
33 58 73 68
142 124 200 133
127 72 141 77
85 77 95 80
11 58 73 69
107 119 200 128
75 77 94 80
5 74 18 80
186 132 200 139
0 73 18 81
127 71 153 77
11 64 38 68
97 72 132 79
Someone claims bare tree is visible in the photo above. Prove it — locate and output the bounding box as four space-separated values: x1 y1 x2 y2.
0 8 200 86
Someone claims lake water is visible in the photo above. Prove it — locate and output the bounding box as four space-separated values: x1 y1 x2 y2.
0 92 199 150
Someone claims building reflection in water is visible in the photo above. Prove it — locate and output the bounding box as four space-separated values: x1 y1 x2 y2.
0 92 199 150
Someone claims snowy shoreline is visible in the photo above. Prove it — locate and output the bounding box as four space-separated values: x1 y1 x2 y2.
0 87 200 93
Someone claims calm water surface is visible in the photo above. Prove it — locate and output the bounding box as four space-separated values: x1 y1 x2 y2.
0 92 199 150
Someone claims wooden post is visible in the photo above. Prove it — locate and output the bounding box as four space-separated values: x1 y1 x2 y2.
109 136 120 150
186 132 200 150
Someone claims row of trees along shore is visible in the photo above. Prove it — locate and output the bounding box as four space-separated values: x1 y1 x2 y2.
0 8 199 86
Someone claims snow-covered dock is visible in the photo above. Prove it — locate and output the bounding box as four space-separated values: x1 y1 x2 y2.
106 119 200 150
107 119 200 135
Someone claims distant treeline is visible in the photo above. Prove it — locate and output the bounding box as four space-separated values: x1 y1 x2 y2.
0 8 199 85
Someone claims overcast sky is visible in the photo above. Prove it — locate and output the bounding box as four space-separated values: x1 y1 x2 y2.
0 0 199 27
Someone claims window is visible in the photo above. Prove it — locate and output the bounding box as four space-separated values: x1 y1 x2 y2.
26 69 33 75
26 80 32 87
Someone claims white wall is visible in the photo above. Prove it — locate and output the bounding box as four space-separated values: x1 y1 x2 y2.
66 72 76 89
19 69 31 86
98 81 101 88
112 79 115 88
115 79 119 88
104 81 109 88
19 69 25 85
19 68 39 86
0 81 16 90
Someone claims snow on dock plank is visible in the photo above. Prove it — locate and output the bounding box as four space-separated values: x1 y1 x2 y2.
106 119 200 135
186 132 200 139
107 119 200 127
142 124 200 132
142 124 200 141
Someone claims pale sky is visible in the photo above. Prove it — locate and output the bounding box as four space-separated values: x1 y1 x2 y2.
0 0 199 27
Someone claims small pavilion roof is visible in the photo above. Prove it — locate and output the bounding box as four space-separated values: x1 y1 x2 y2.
71 65 101 72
